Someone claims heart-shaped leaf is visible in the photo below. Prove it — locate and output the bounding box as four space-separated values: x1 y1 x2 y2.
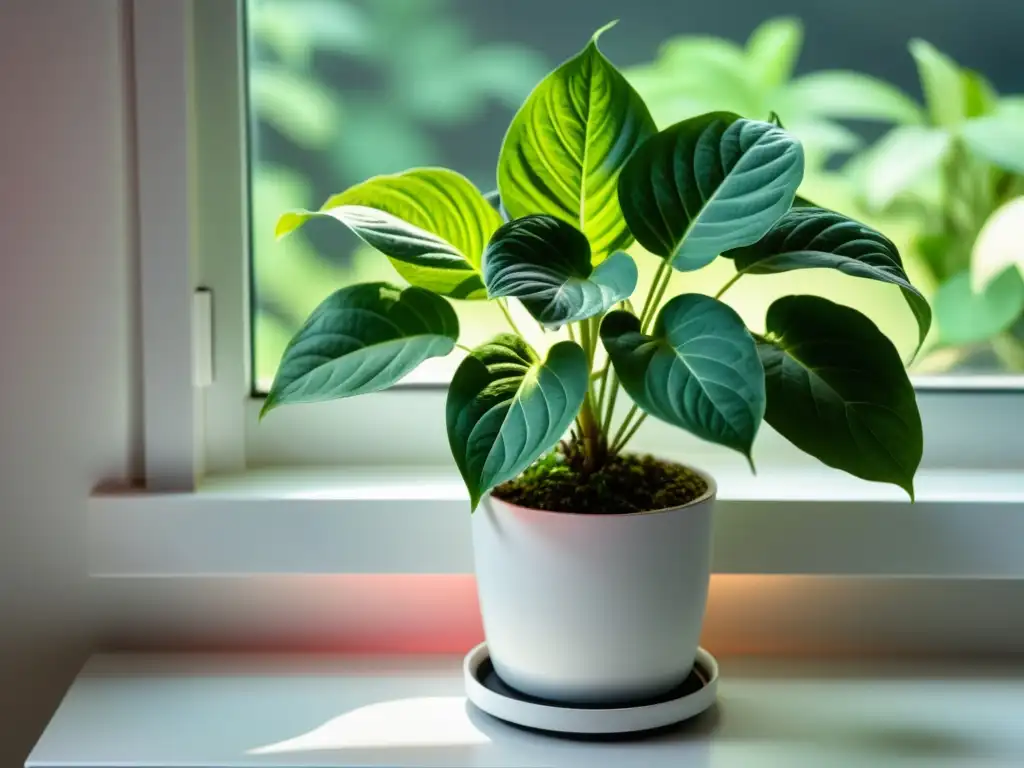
758 295 922 499
262 282 459 417
934 268 1024 346
497 22 657 260
482 214 638 327
618 113 804 272
725 206 932 350
601 295 765 462
447 336 588 510
276 168 501 299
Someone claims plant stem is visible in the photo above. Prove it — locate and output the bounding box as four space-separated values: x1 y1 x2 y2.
714 270 743 300
638 259 670 329
576 318 605 468
609 403 638 451
497 299 523 336
640 261 674 334
456 343 473 353
611 413 647 454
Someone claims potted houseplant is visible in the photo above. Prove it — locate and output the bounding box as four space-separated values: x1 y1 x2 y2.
265 23 928 707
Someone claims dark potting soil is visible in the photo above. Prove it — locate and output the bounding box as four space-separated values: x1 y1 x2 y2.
492 452 709 515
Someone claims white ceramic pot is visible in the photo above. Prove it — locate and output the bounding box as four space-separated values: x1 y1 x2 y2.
472 465 716 706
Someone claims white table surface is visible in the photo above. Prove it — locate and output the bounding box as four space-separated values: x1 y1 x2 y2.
27 653 1024 767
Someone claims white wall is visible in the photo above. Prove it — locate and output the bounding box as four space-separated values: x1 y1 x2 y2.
0 1 137 763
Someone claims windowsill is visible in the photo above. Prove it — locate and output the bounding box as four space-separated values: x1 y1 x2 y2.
90 467 1024 578
28 652 1024 767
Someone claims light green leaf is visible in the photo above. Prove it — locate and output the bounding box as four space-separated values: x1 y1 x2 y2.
276 168 501 299
758 295 922 499
497 22 657 260
446 336 589 509
962 69 999 118
261 282 458 417
250 67 340 150
909 39 965 127
746 17 803 92
482 215 638 327
785 118 862 155
782 71 924 124
854 125 951 211
934 268 1024 346
618 113 804 272
726 207 931 349
962 110 1024 174
972 196 1024 291
600 296 765 462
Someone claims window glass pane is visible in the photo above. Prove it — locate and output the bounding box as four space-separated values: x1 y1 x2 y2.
247 0 1024 392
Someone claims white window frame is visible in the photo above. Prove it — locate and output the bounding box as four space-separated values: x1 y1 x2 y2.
109 0 1024 581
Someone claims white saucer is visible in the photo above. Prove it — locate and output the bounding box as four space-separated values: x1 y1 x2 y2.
463 642 718 735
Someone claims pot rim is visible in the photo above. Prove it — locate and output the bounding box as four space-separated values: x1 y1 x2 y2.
485 461 718 518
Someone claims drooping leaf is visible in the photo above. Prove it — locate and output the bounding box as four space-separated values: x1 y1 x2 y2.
600 296 765 463
757 295 922 499
853 125 951 211
482 215 638 327
971 196 1024 291
497 22 657 260
446 336 589 509
276 168 502 299
782 71 925 124
909 39 966 127
618 113 804 272
261 282 459 417
962 110 1024 174
934 268 1024 346
725 207 932 349
746 17 803 92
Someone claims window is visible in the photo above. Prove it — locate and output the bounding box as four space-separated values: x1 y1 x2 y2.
247 0 1024 395
110 0 1024 582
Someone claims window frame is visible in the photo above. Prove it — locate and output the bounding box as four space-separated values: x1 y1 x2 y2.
137 0 1024 495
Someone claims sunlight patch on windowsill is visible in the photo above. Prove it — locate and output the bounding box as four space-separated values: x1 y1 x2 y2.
248 697 489 754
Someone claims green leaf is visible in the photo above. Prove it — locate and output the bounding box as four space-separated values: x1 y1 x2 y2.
746 17 803 91
618 113 804 272
853 125 951 211
725 207 932 350
482 215 638 327
909 39 965 127
446 336 589 509
972 196 1024 291
250 67 341 150
962 110 1024 174
782 71 925 124
962 69 999 118
261 283 458 417
934 268 1024 346
276 168 501 299
600 296 765 462
497 22 657 259
758 295 922 499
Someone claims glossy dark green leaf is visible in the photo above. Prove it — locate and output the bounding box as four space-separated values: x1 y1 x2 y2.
618 113 804 272
262 282 459 417
482 215 638 327
446 336 589 510
725 206 931 349
276 168 501 299
601 296 765 462
934 268 1024 346
758 295 922 499
497 22 657 260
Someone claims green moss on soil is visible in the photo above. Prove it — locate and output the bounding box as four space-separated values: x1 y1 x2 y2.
493 452 708 514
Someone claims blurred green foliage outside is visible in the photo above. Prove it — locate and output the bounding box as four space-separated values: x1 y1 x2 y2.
249 1 1024 390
